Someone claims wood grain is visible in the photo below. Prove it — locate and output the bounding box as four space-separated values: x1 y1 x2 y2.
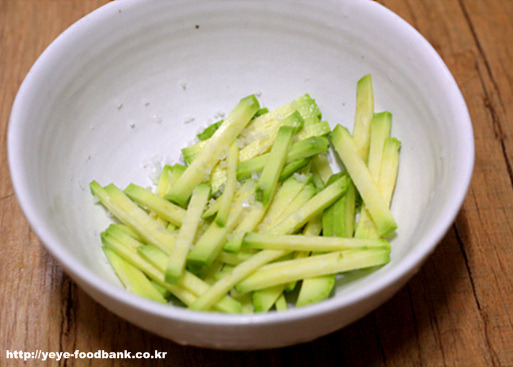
1 0 512 365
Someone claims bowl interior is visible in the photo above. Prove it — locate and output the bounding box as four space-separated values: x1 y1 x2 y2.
9 0 473 320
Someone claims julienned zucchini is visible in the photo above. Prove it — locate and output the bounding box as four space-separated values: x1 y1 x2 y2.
330 125 397 237
235 248 390 293
166 95 260 207
90 75 400 313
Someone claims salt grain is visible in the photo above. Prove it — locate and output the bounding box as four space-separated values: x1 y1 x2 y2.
152 114 163 124
293 173 308 182
236 137 246 149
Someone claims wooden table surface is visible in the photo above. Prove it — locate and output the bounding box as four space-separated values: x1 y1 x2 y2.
1 0 512 365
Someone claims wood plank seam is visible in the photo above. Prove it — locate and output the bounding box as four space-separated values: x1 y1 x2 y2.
371 312 387 365
59 276 77 357
457 0 513 190
406 284 423 362
453 222 499 366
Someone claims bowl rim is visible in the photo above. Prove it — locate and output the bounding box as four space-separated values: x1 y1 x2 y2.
7 0 474 327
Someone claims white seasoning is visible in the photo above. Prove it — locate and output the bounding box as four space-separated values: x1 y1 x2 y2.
236 137 246 149
293 173 308 182
251 170 260 181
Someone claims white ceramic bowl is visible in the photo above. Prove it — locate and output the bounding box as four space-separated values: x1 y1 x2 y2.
8 0 474 349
